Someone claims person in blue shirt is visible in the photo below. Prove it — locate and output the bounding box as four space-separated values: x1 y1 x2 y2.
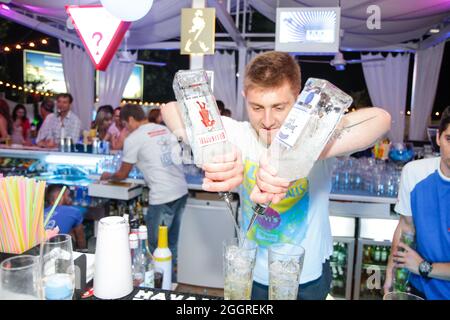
384 106 450 300
44 184 87 249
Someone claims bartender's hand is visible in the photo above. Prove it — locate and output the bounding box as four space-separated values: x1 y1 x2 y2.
201 146 244 192
100 172 112 181
250 155 290 204
393 242 422 275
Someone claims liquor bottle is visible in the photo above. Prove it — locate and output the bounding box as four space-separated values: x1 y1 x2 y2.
381 246 388 263
172 69 233 166
331 242 339 263
337 243 346 265
137 225 155 288
129 233 144 287
266 78 352 182
173 69 239 239
251 78 352 225
153 223 172 290
374 246 381 263
364 245 371 264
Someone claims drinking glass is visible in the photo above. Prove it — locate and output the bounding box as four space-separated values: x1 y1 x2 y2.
268 243 305 300
0 255 43 300
383 292 424 300
223 238 257 300
40 234 75 300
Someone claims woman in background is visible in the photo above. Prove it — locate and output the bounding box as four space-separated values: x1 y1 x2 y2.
105 106 128 150
92 105 114 140
11 104 31 145
0 99 13 143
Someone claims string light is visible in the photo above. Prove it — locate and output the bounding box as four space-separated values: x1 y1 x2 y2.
435 112 440 116
0 80 55 97
1 38 49 53
407 111 411 115
120 100 163 107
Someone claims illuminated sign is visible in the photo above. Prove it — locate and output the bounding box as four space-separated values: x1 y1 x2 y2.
180 8 215 55
66 5 131 71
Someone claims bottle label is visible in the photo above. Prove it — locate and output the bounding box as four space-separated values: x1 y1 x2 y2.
185 96 227 147
143 271 154 288
275 101 311 149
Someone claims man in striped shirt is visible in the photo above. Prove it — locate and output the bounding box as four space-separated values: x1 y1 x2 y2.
36 93 81 148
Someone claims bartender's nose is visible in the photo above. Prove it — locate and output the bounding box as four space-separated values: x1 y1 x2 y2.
262 108 275 128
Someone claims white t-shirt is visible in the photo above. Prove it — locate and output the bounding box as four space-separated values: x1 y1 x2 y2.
122 123 188 205
394 157 446 216
222 116 334 285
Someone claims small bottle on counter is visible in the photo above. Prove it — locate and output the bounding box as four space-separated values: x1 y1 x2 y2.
137 225 155 288
153 223 172 290
129 233 144 287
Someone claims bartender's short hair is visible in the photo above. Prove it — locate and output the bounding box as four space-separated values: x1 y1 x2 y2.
45 184 67 206
244 51 301 96
120 104 146 122
56 93 73 103
438 106 450 136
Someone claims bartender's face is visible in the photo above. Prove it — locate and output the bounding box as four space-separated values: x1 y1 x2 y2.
245 81 297 145
56 97 71 114
437 125 450 175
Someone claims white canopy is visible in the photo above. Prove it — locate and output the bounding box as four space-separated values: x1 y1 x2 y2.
2 0 449 51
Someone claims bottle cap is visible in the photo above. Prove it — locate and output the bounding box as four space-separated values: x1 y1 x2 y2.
129 233 138 249
138 225 147 239
157 224 168 249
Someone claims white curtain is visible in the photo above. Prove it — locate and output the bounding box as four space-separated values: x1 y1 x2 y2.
204 51 237 118
59 40 95 131
97 52 137 108
409 42 445 141
361 52 410 143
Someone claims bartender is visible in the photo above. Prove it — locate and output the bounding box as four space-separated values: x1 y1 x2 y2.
100 104 188 278
162 51 392 300
36 93 81 148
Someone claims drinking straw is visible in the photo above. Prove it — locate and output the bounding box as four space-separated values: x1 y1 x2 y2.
43 185 66 228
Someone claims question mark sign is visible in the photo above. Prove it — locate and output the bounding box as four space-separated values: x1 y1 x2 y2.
92 32 103 55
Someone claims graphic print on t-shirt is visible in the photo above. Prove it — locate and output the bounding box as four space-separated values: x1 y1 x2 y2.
241 159 310 248
157 135 174 167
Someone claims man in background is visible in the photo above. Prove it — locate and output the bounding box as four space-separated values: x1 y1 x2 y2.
45 184 87 250
36 93 81 148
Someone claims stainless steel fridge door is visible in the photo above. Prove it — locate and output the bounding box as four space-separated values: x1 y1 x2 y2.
177 197 238 288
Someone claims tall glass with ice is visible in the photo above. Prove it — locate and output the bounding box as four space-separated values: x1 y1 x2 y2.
223 238 257 300
268 243 305 300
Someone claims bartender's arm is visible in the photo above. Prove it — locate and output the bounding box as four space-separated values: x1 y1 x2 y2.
320 107 391 159
251 107 392 204
160 101 188 143
100 162 133 181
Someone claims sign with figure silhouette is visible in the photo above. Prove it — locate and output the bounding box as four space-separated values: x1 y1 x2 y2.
180 8 215 55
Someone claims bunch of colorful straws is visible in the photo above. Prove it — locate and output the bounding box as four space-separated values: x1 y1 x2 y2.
0 176 47 254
